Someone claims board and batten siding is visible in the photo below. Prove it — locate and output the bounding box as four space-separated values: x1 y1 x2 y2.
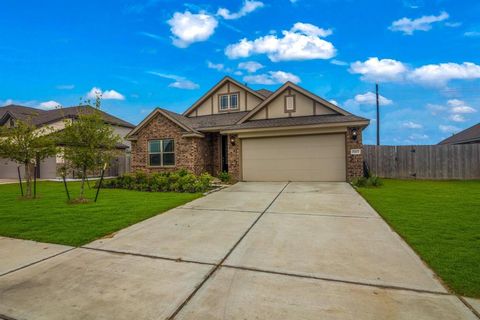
364 144 480 179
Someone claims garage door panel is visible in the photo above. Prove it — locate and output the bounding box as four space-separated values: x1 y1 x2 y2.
242 134 346 182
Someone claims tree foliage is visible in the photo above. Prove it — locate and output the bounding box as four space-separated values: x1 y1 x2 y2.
59 98 121 200
0 118 57 198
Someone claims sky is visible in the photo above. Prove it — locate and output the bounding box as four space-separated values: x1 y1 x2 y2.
1 0 479 145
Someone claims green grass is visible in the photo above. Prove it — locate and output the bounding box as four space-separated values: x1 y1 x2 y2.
357 179 480 298
0 181 201 247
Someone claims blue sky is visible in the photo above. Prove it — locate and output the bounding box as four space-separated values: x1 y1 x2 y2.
1 0 479 145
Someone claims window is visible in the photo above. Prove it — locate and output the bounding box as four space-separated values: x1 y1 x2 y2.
285 95 296 112
219 93 239 111
148 139 175 166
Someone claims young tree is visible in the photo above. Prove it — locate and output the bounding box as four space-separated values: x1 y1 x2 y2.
0 119 57 198
59 98 120 201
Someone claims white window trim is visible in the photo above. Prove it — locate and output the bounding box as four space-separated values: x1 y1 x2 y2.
219 93 239 111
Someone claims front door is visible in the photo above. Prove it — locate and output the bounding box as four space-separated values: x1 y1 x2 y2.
221 135 228 172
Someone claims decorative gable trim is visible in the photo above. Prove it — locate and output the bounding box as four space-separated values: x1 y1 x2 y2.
182 76 266 116
237 82 351 124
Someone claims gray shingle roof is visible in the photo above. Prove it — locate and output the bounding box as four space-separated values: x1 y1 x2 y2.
256 89 273 97
156 107 368 133
223 114 369 131
188 112 250 129
438 123 480 145
0 105 135 128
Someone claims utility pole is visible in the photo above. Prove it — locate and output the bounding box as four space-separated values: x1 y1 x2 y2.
376 83 380 146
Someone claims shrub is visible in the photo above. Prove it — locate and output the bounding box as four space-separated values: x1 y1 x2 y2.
100 170 213 193
218 171 231 183
352 175 383 188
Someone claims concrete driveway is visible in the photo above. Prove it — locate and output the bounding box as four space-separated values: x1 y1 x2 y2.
0 182 478 320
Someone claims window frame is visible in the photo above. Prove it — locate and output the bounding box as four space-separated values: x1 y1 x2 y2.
218 92 240 112
284 94 296 113
148 139 175 167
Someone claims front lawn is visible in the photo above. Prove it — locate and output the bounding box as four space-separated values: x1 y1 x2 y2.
357 179 480 298
0 181 201 246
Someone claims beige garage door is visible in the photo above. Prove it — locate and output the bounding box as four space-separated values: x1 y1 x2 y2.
242 134 346 182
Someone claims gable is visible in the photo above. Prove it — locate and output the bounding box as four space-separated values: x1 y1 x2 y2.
238 82 351 124
127 108 202 140
184 77 265 117
250 87 338 121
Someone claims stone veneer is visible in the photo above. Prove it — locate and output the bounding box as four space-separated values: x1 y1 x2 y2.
346 127 364 180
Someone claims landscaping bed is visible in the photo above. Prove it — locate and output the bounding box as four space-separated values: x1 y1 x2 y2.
0 181 201 246
357 179 480 298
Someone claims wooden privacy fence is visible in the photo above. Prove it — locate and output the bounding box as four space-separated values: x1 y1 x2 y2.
363 144 480 179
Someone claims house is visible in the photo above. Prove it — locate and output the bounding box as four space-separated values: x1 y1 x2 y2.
0 104 135 179
127 77 369 182
438 123 480 145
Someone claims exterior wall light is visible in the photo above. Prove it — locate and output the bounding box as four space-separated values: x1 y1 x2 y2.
230 135 236 145
352 128 358 141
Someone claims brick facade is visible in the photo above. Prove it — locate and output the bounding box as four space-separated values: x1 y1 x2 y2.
227 134 241 182
346 127 364 181
131 113 216 175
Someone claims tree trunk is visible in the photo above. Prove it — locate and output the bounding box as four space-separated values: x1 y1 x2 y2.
79 165 87 199
24 161 33 198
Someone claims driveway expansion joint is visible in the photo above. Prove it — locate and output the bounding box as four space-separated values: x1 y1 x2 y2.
179 207 262 214
81 247 216 267
267 211 381 219
167 182 290 320
459 296 480 319
221 264 451 296
0 247 76 278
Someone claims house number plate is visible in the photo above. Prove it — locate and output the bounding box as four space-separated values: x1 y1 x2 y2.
350 149 362 155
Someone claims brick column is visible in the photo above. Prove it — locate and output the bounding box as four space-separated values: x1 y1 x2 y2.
346 127 364 181
227 134 241 182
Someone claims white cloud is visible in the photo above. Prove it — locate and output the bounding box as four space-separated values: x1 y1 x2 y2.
238 61 264 73
147 71 199 90
349 57 407 82
464 31 480 37
243 71 300 85
439 124 460 133
445 22 462 28
39 100 62 110
1 99 14 106
290 22 333 37
217 0 264 20
408 62 480 86
87 87 125 100
56 84 74 90
352 92 393 106
389 11 449 35
167 11 218 48
225 22 335 62
329 99 339 106
207 61 225 71
449 114 465 122
331 59 348 66
447 99 476 114
351 58 480 86
402 121 423 129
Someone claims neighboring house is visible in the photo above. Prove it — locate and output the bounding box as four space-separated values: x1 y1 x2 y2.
0 104 135 179
128 77 369 182
438 123 480 145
